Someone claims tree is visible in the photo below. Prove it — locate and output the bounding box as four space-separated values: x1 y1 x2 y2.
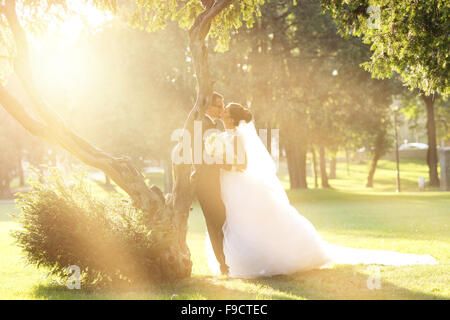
422 94 440 186
0 113 21 198
0 107 49 197
210 0 344 189
32 18 196 183
214 0 399 189
322 0 449 96
0 0 266 280
262 0 398 189
401 92 449 186
322 0 449 187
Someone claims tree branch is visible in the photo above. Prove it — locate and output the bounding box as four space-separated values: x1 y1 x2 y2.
172 0 232 228
1 0 163 213
0 87 53 140
0 0 193 281
188 0 232 118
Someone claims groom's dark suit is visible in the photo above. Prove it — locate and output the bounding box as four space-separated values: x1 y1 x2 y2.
193 114 229 275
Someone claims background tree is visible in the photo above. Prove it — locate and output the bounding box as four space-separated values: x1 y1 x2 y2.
322 0 450 186
0 107 49 197
0 112 22 198
32 18 196 190
211 0 401 189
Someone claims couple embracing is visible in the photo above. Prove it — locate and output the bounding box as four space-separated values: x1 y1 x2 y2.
190 92 437 279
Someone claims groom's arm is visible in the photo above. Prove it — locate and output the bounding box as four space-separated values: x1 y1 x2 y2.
190 116 213 185
190 116 223 184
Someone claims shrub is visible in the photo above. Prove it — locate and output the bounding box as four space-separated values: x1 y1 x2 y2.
12 167 179 288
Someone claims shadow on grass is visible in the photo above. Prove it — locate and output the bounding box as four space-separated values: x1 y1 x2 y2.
242 266 443 300
32 266 443 300
32 276 265 300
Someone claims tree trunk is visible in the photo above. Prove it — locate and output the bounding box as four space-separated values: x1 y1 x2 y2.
366 133 384 188
422 94 440 187
0 175 12 199
286 146 299 188
298 146 308 189
319 145 330 188
329 151 337 179
171 0 233 263
311 146 319 188
0 0 233 282
285 141 307 189
0 3 163 212
0 0 216 281
266 125 272 155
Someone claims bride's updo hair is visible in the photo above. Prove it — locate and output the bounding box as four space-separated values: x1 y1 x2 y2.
226 103 252 126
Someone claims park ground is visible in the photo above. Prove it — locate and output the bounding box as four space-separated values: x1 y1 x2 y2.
0 158 449 299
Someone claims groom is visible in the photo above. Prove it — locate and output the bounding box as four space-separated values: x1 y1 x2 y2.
191 92 229 276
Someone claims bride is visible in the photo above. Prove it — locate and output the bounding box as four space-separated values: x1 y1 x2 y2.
206 103 438 279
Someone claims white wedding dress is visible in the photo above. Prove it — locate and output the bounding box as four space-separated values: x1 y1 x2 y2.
206 121 438 279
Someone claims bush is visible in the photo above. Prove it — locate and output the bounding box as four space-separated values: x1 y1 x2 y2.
12 167 180 288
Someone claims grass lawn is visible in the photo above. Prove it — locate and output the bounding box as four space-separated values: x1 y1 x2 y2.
0 159 448 299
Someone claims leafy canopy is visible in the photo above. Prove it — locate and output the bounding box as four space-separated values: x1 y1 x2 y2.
322 0 450 97
0 0 266 84
129 0 266 51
